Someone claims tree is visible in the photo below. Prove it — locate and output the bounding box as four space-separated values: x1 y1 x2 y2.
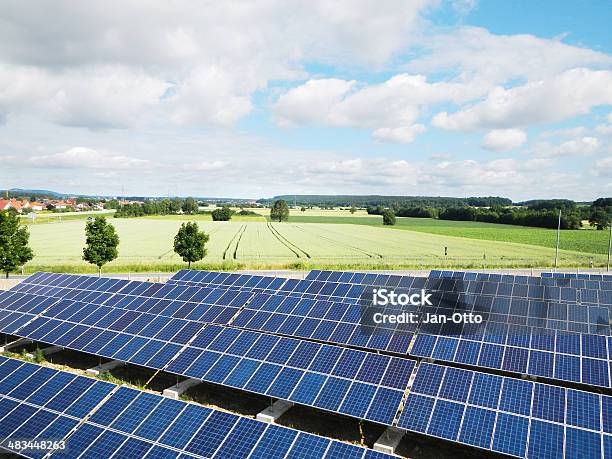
212 207 233 221
382 209 396 226
350 206 356 214
174 222 209 268
182 197 199 215
300 207 306 212
0 211 34 278
270 200 290 222
104 199 120 210
83 217 120 276
589 209 611 230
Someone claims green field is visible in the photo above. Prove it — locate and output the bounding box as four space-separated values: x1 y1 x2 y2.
284 215 608 254
21 214 607 273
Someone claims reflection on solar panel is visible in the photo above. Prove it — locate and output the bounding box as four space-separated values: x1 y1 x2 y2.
0 356 395 459
0 282 416 426
170 269 612 335
398 362 610 459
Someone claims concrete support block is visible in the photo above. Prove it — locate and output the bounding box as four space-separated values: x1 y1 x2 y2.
374 427 405 455
86 360 124 376
0 338 31 353
162 378 201 400
256 400 294 424
25 345 63 359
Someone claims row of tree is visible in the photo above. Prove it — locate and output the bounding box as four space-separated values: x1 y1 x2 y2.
0 210 212 277
0 199 296 277
368 198 612 230
111 197 199 217
260 195 512 208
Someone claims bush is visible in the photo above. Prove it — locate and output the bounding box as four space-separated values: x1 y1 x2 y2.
212 207 234 221
382 209 396 226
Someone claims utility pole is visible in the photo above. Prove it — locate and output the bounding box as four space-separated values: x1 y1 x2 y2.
607 214 612 272
554 209 561 269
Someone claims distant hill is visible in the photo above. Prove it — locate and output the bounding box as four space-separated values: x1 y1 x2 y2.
3 188 66 198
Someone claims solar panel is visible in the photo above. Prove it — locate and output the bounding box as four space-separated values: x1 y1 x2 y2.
0 284 417 427
6 268 612 458
0 355 114 458
0 356 395 459
168 269 612 338
411 328 612 388
6 271 611 389
398 362 609 459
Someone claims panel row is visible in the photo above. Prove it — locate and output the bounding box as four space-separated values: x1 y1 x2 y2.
398 362 611 459
0 297 416 427
164 323 415 426
0 356 115 459
412 331 612 388
0 356 395 459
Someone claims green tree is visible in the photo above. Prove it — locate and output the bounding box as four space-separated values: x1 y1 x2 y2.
589 209 611 230
382 209 396 226
212 207 233 221
169 198 184 213
270 200 290 222
104 199 120 210
83 217 120 276
300 207 306 212
182 197 199 214
350 205 356 214
0 211 34 278
174 222 209 268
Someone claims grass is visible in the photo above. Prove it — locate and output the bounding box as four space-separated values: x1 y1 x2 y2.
16 213 608 274
283 215 609 255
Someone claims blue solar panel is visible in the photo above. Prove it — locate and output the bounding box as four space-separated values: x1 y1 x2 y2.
398 362 609 459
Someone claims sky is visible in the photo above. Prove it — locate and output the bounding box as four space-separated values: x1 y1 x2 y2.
0 0 611 201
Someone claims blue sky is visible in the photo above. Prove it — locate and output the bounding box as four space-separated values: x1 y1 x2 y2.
0 0 611 200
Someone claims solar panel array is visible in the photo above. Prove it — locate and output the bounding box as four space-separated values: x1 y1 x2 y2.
165 270 612 388
172 269 611 336
0 356 395 459
2 268 611 459
398 362 610 459
0 281 414 427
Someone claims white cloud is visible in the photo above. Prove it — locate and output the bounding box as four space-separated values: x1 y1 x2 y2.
596 113 612 135
407 27 612 86
274 79 356 127
481 129 527 151
274 74 477 143
24 147 149 170
592 157 612 177
0 1 435 129
373 124 426 144
187 160 229 171
540 126 587 139
533 136 601 157
432 69 612 131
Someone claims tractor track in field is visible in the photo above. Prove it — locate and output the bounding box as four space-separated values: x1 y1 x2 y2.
267 222 311 258
291 224 384 259
232 225 246 260
223 225 246 260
